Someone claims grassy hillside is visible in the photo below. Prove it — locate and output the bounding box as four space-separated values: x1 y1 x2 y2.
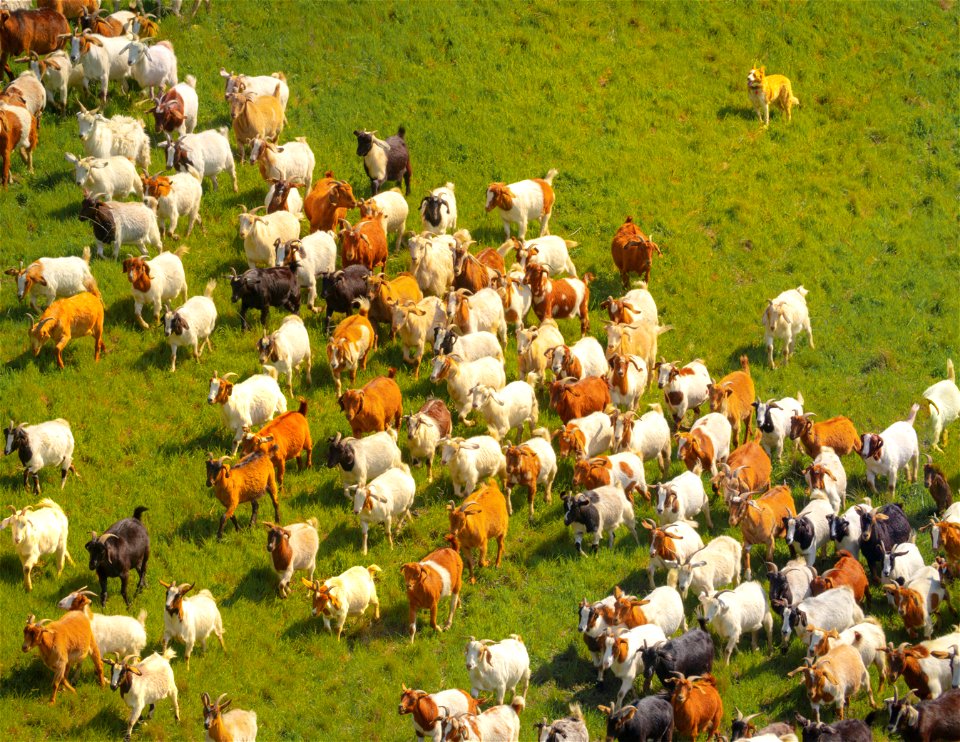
0 1 957 740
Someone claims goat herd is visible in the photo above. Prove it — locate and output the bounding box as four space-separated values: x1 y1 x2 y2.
1 1 959 741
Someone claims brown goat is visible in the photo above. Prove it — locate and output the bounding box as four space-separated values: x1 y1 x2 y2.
789 414 862 458
728 485 797 580
809 550 869 604
239 399 312 487
303 171 356 232
549 376 611 424
708 356 755 446
205 451 280 541
444 480 509 584
923 454 953 514
338 368 402 436
610 216 662 288
22 611 105 703
340 216 388 272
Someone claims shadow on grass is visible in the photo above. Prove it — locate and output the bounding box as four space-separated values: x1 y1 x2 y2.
223 564 275 606
726 343 767 372
160 426 228 457
717 105 759 122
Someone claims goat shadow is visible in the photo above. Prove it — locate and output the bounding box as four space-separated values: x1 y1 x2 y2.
159 426 228 458
223 564 276 607
725 343 767 372
530 641 585 690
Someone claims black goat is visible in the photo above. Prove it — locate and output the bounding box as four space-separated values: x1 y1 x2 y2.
320 264 370 333
229 265 299 330
881 687 960 741
85 505 150 607
600 695 674 742
354 127 411 195
858 503 913 581
641 628 714 693
796 714 872 742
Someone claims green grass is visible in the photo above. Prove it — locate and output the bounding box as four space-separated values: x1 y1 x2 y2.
0 1 958 739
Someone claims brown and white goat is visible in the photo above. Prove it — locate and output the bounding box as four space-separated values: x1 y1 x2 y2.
401 546 463 642
707 356 755 447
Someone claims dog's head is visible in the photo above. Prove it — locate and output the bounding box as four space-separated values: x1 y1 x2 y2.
747 66 765 91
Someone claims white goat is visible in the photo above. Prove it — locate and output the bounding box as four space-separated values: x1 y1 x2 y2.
563 483 639 554
238 207 299 269
57 587 147 657
105 649 179 742
362 190 408 251
432 327 503 364
654 470 712 528
784 496 835 567
612 404 672 476
144 170 202 239
923 359 960 451
501 234 578 277
656 359 712 426
630 585 687 636
860 404 921 494
607 353 648 411
265 518 318 597
516 318 564 385
408 232 455 298
404 401 450 482
162 280 217 372
804 618 887 684
275 232 336 311
0 498 72 591
671 536 742 599
8 249 97 310
464 635 530 704
430 355 506 426
64 153 141 200
219 68 290 111
3 419 77 494
447 288 508 342
160 580 226 668
327 430 402 497
420 182 457 234
162 127 237 191
548 337 608 380
76 111 150 170
645 519 704 588
249 137 314 183
304 564 381 640
468 382 538 442
803 446 847 514
256 315 311 395
440 436 507 499
486 169 557 239
754 394 805 462
124 249 188 329
69 32 134 102
350 465 415 554
781 585 864 646
828 501 867 560
85 199 162 259
122 39 177 95
496 268 533 331
697 581 773 664
391 297 447 377
28 50 83 112
881 541 925 584
762 286 814 368
599 624 666 710
556 411 615 460
207 371 287 454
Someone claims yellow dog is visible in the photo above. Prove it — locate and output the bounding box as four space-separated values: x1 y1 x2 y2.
747 66 799 127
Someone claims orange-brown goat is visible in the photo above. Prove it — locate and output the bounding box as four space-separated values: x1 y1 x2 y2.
789 414 862 458
670 673 723 741
809 549 869 604
239 399 312 487
708 356 755 447
340 216 388 272
444 479 509 584
338 368 402 437
610 216 662 288
22 611 105 703
326 302 377 396
549 376 610 424
366 272 422 337
303 171 356 232
728 485 797 580
28 292 105 368
711 437 771 502
401 546 463 642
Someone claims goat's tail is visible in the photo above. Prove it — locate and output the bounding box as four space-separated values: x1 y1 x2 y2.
296 398 308 417
543 168 558 185
81 245 92 264
203 279 216 298
132 506 148 521
740 355 751 374
905 402 920 427
83 275 101 299
947 358 955 382
136 610 147 627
